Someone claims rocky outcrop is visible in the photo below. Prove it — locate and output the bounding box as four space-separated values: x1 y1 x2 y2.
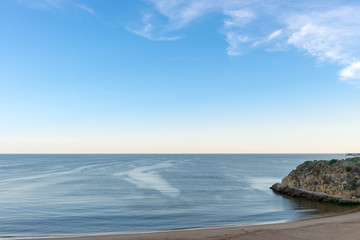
271 183 360 203
271 158 360 202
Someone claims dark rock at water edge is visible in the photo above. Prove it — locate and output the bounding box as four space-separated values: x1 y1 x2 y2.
271 157 360 204
271 183 360 204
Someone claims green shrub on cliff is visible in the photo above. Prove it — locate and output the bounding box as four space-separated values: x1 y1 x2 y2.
345 180 357 191
344 157 360 163
329 159 338 165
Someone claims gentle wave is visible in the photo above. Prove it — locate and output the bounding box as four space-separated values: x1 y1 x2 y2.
0 153 350 238
115 161 180 197
248 177 282 192
0 166 92 185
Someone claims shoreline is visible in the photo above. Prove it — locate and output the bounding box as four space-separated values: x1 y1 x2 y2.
271 183 360 203
16 207 360 240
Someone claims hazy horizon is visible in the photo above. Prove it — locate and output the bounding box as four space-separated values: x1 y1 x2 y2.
0 152 349 155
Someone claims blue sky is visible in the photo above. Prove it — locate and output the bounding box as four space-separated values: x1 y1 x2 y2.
1 0 360 153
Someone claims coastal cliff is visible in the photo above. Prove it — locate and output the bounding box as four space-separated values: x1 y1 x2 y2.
271 157 360 203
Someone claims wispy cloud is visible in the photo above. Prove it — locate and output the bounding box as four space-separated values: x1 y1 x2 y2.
148 0 219 29
286 7 360 64
15 0 96 16
222 9 256 55
130 0 360 83
14 0 360 83
126 13 182 41
15 0 66 10
225 32 249 56
252 29 283 47
223 9 256 28
268 29 282 41
285 6 360 82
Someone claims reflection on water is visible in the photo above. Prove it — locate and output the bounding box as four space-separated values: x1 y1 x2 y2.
276 192 359 218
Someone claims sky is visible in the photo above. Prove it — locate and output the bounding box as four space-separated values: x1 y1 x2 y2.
1 0 360 153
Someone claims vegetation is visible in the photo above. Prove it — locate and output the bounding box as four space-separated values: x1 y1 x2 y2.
343 157 360 163
346 181 357 191
329 159 338 165
346 166 352 172
276 156 360 205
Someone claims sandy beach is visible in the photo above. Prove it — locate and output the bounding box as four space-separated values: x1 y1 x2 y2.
22 208 360 240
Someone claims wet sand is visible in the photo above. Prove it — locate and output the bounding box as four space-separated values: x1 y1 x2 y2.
22 208 360 240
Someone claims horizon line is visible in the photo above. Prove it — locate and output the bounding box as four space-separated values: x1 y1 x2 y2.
0 152 347 155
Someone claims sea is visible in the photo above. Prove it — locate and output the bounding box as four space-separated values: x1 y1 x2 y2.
0 154 355 238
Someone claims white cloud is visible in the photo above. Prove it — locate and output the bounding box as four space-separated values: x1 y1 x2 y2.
253 29 282 47
148 0 217 29
136 1 360 83
340 61 360 81
139 0 275 55
223 9 256 27
222 9 256 55
286 7 360 64
268 29 282 41
126 13 182 41
288 23 345 62
285 6 360 82
15 0 360 83
148 0 256 29
225 32 249 56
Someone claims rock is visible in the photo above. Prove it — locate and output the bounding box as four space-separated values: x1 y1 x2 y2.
271 157 360 203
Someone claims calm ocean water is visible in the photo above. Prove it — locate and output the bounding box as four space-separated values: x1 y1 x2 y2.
0 154 354 238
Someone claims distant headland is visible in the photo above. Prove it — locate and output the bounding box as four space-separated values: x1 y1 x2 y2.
271 156 360 204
